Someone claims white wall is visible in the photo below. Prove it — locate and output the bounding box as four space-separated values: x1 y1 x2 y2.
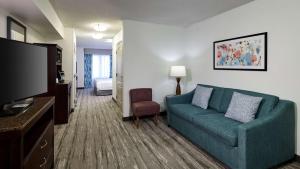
84 48 112 55
112 30 123 100
122 20 185 117
0 8 45 43
184 0 300 155
32 0 64 38
72 31 77 99
50 28 77 109
76 47 84 88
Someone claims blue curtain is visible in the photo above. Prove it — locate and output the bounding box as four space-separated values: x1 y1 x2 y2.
84 54 92 88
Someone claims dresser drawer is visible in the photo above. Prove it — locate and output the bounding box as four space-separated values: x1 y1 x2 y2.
24 149 53 169
44 149 54 169
23 145 42 169
24 120 53 169
40 121 53 159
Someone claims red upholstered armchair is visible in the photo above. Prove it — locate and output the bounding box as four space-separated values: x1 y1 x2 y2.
129 88 160 127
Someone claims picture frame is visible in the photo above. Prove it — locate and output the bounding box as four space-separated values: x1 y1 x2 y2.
213 32 267 71
7 16 27 42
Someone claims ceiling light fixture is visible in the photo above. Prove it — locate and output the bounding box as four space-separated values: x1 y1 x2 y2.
92 33 104 39
94 23 109 32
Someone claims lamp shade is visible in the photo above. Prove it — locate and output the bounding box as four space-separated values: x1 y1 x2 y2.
170 66 186 77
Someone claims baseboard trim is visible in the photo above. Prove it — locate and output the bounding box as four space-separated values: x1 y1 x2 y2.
296 155 300 162
160 111 167 116
77 87 84 89
122 111 166 121
112 97 117 103
122 116 133 121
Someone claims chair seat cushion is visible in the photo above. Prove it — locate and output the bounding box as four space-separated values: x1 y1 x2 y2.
169 104 219 122
192 113 242 147
132 101 160 116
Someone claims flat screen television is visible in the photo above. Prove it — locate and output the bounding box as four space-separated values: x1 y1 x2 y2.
0 38 48 115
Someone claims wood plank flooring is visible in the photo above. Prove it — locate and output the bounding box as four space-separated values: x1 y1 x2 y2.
54 89 300 169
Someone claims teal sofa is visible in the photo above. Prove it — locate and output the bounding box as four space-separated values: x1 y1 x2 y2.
166 84 295 169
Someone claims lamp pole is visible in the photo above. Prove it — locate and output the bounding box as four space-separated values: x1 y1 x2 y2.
176 77 181 95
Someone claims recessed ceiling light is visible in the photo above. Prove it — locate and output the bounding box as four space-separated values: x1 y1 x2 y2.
92 33 104 39
94 23 109 32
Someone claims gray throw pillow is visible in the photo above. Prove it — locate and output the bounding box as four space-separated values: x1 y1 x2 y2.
192 85 213 109
225 92 263 123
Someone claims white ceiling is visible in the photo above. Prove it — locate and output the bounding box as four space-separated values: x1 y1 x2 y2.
50 0 253 49
0 0 61 39
77 36 112 49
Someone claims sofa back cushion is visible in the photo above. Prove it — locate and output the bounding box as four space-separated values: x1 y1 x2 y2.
198 84 279 118
225 92 263 123
220 88 279 118
198 84 224 112
192 85 213 109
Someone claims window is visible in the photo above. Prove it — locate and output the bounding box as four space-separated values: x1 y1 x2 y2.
92 55 111 79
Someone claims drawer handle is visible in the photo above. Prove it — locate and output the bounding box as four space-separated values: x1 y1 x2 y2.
40 140 48 149
40 157 47 168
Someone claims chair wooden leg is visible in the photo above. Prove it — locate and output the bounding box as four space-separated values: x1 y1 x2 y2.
154 113 158 125
135 116 139 128
133 114 136 126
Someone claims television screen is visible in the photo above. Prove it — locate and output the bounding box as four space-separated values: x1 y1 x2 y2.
0 38 48 106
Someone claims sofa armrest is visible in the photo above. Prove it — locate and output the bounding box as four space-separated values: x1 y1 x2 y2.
165 90 195 124
166 90 195 105
238 100 295 169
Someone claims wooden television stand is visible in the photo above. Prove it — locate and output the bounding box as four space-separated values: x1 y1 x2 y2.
0 97 55 169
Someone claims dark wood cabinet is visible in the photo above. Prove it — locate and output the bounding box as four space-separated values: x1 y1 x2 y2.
35 43 71 124
55 81 72 124
0 97 55 169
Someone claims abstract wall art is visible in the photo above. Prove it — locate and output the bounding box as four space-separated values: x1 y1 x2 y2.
213 32 267 71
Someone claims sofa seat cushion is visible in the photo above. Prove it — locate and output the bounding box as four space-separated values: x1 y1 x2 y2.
192 113 242 147
169 104 219 122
